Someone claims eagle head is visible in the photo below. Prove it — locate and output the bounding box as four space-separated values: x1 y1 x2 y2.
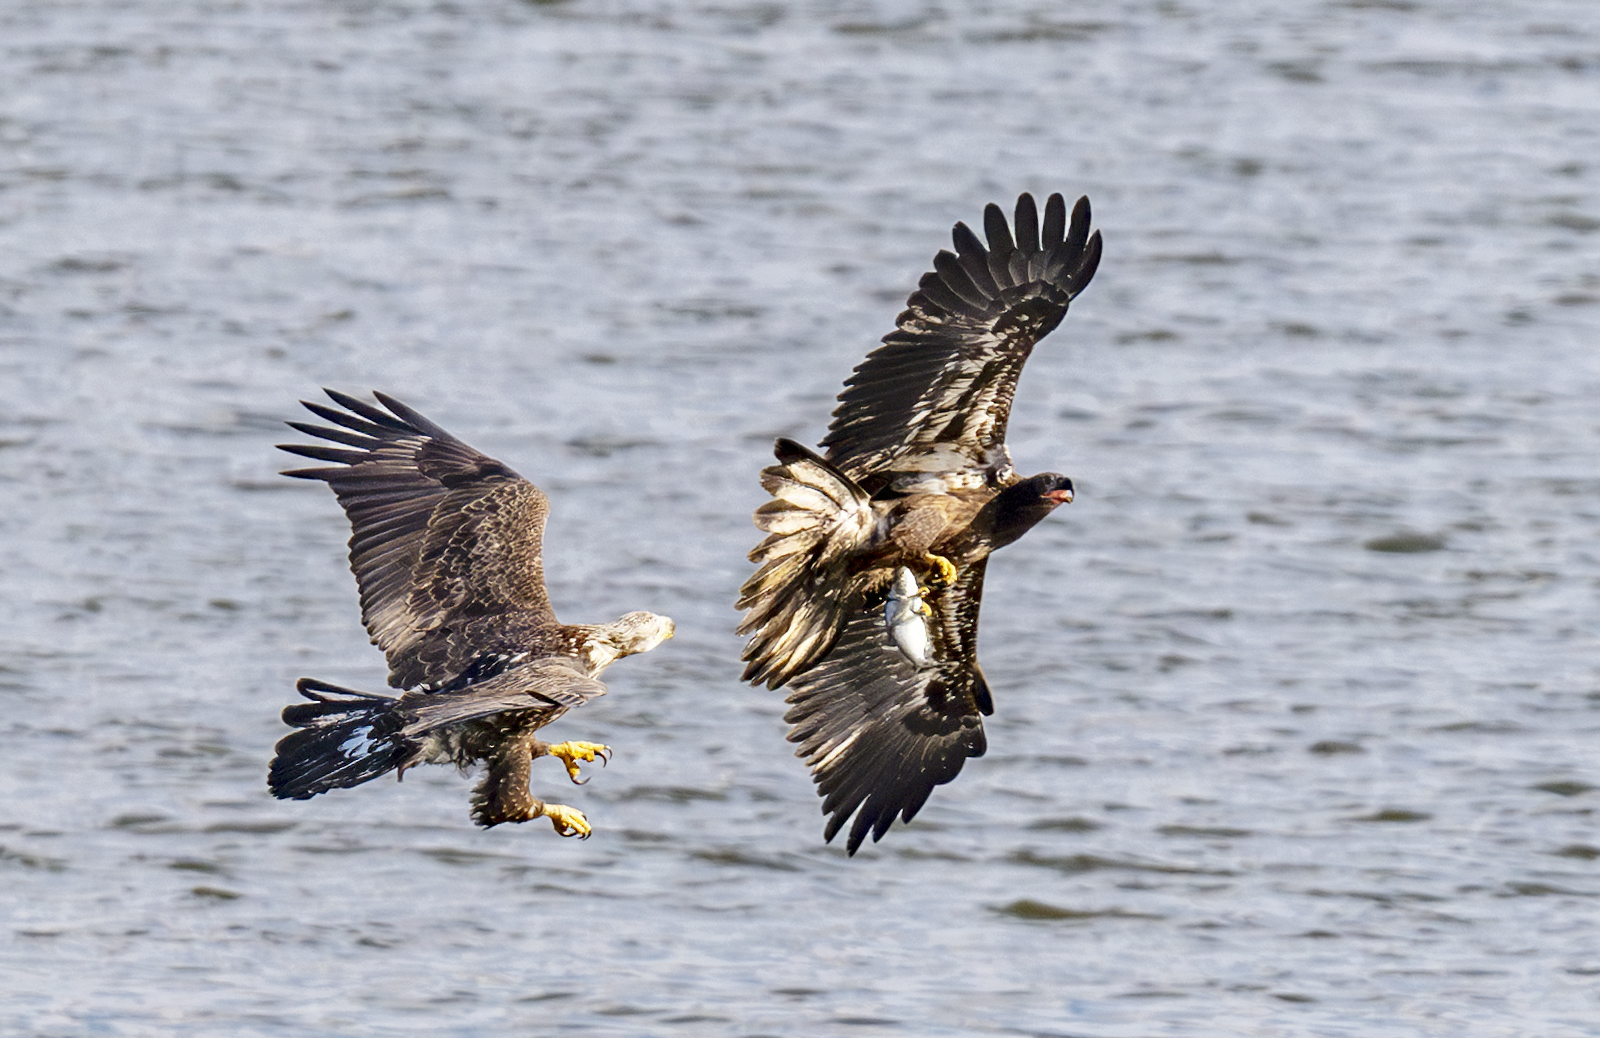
983 472 1075 551
580 611 675 674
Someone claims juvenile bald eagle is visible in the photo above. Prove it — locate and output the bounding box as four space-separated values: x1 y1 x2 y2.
738 193 1101 853
268 390 673 836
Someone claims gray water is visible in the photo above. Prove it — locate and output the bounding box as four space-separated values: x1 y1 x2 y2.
4 0 1600 1034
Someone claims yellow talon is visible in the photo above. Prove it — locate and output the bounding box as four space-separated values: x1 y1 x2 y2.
542 803 592 839
923 553 958 589
547 741 612 784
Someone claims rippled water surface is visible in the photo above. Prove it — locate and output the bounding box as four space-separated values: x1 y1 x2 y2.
4 0 1600 1034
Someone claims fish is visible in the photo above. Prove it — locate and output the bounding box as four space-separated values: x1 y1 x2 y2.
884 566 933 668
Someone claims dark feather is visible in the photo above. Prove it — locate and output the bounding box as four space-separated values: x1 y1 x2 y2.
821 193 1101 484
284 420 374 450
783 560 992 854
268 681 410 800
471 735 539 827
398 658 606 737
278 390 557 690
1041 192 1066 255
279 444 369 467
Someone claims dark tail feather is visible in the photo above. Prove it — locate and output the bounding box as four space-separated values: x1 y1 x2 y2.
268 678 412 800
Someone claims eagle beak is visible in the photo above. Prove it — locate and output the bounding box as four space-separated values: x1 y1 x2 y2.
1045 488 1074 505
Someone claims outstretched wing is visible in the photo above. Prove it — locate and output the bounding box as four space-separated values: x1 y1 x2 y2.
398 658 607 737
783 559 992 854
279 390 556 688
823 193 1101 490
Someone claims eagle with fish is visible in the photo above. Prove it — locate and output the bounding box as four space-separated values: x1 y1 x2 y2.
738 193 1102 853
268 390 674 837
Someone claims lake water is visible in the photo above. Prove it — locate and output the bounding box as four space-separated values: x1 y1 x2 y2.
4 0 1600 1034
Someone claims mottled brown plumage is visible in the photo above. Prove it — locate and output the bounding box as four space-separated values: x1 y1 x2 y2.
738 194 1101 853
268 390 672 834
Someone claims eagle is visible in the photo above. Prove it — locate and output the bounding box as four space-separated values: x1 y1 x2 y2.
737 193 1102 854
268 390 674 837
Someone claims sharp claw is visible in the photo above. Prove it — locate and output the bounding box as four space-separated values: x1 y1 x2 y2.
544 804 592 839
923 552 958 589
548 741 612 785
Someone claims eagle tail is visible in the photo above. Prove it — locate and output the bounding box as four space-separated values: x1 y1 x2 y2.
737 438 875 689
268 678 413 800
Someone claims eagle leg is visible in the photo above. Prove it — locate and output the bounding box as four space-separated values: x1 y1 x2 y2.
471 738 591 836
540 802 592 839
540 740 612 785
921 552 959 589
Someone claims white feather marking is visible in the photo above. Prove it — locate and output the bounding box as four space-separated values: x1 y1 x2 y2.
814 729 863 772
770 482 836 513
750 530 821 562
900 444 977 473
754 509 820 535
339 726 377 759
785 459 855 497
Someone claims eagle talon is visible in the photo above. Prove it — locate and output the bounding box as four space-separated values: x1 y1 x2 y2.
541 803 591 839
547 741 612 785
922 553 958 589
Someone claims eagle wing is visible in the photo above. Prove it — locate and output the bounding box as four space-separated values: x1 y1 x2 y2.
279 390 557 689
736 438 877 689
397 658 607 737
822 193 1101 491
783 559 992 854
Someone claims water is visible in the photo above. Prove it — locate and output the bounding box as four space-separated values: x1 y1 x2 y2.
3 0 1600 1033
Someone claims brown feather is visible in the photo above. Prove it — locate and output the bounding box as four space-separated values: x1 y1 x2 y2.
279 390 558 690
471 732 540 827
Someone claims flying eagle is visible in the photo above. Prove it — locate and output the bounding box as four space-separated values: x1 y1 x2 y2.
268 390 673 837
738 193 1102 853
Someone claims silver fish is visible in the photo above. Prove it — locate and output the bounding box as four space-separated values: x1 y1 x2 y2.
884 566 934 667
